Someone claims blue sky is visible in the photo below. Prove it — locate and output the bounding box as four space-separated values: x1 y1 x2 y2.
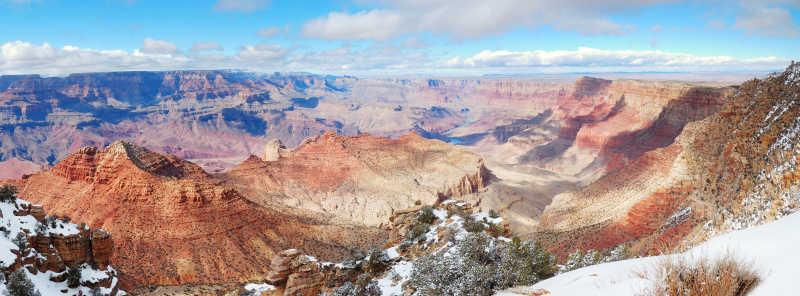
1 0 798 76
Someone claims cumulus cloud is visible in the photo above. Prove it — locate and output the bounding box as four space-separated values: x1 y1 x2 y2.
302 0 674 41
0 41 789 76
190 42 223 52
213 0 269 12
237 44 289 63
141 38 180 54
0 41 191 75
733 6 799 38
444 47 789 71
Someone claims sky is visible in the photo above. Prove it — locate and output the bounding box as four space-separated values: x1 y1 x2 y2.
0 0 798 76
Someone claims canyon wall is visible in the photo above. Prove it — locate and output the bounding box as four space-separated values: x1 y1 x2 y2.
9 140 389 289
224 131 489 226
536 63 800 257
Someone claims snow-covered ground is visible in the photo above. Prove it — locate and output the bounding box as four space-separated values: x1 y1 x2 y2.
244 283 276 295
0 198 124 296
498 211 800 296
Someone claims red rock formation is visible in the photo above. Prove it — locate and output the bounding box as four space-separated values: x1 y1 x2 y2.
224 131 489 226
9 140 388 290
536 64 800 257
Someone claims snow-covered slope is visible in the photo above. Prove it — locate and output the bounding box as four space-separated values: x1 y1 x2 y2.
499 210 800 296
0 197 124 296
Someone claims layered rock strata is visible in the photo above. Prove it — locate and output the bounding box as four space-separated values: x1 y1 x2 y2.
8 140 388 289
225 131 490 226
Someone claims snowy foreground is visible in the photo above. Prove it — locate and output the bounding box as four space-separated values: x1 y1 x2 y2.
498 211 800 296
0 198 123 296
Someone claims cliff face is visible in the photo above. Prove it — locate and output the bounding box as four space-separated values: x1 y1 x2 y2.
0 198 122 295
10 140 388 290
0 71 570 179
224 131 489 226
536 63 800 258
469 76 732 237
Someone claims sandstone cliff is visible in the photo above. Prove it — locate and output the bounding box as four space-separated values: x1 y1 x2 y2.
536 63 800 258
224 131 490 226
467 76 733 237
0 196 122 295
8 140 388 290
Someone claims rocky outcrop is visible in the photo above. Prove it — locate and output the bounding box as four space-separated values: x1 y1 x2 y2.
225 131 490 226
536 64 800 258
0 198 123 295
284 256 324 296
263 139 289 162
265 249 301 285
262 249 324 296
8 141 388 290
12 203 114 271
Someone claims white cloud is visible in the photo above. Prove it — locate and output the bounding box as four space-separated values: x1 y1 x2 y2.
733 6 799 38
257 27 281 38
0 41 191 75
190 42 223 52
302 0 675 41
141 38 180 54
237 44 288 60
303 10 408 41
213 0 269 12
0 41 789 76
444 47 789 71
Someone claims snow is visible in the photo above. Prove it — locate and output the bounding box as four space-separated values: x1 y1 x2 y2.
244 283 276 295
376 261 413 296
385 246 401 260
81 264 113 283
499 211 800 296
0 198 125 295
472 212 503 225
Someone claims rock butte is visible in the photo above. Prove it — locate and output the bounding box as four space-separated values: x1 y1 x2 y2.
8 140 389 289
6 131 490 290
224 131 489 226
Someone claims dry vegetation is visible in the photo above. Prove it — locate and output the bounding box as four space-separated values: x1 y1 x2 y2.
645 253 760 296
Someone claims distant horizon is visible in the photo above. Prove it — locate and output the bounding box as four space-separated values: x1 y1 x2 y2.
0 67 780 81
1 0 798 76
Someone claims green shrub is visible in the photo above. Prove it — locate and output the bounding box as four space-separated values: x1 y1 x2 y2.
559 249 602 274
463 216 485 233
365 247 390 274
13 232 28 253
405 224 430 243
409 233 557 296
495 239 558 287
0 184 17 203
447 207 466 218
489 209 500 219
7 269 41 296
330 274 381 296
417 206 437 224
66 265 82 287
487 222 505 238
341 248 366 269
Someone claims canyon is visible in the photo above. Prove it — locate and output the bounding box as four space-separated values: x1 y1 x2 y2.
0 71 735 235
5 131 490 290
537 63 800 258
4 67 788 293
